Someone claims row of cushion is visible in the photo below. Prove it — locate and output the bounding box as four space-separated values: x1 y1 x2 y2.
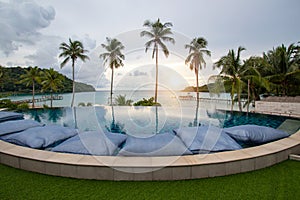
0 111 290 157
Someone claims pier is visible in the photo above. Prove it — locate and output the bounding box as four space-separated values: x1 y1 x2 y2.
12 95 63 104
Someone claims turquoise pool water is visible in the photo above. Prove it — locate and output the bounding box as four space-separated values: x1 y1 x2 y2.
20 106 298 136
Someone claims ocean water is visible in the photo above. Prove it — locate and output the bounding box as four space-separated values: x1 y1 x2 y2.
7 90 233 109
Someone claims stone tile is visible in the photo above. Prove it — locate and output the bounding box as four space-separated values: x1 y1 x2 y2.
152 167 173 180
113 167 134 181
215 150 252 162
276 151 289 163
172 166 191 180
240 158 255 173
208 163 226 177
0 153 19 168
76 166 98 179
60 164 77 178
95 167 114 180
19 158 45 174
191 165 210 179
255 154 277 170
225 161 241 175
290 145 300 154
133 168 153 181
45 162 61 176
47 153 83 165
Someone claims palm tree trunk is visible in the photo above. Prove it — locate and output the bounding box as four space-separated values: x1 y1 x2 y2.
32 81 35 108
50 92 53 108
247 79 250 113
71 61 75 107
195 68 199 102
155 46 158 104
155 105 158 134
110 66 114 105
238 86 242 112
194 100 199 126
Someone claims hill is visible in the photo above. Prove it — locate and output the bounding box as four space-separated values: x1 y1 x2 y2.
0 66 95 94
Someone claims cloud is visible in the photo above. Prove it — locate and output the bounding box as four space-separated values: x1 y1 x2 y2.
0 0 55 56
129 70 147 76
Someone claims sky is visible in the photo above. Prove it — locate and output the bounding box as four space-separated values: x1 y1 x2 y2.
0 0 299 90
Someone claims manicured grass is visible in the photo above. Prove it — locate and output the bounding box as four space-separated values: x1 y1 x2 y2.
0 160 299 200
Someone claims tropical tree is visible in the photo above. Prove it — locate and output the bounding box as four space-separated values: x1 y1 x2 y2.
140 18 175 103
41 68 64 108
263 43 300 96
214 46 246 111
185 37 211 102
99 37 125 105
242 56 270 112
18 66 41 108
114 95 133 106
59 38 89 107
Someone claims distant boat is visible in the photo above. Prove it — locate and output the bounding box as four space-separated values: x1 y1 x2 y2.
178 93 196 101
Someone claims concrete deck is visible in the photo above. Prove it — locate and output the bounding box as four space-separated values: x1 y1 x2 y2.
0 130 299 181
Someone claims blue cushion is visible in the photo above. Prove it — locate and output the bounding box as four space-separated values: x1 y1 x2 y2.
118 132 192 156
0 119 43 136
1 125 78 148
0 111 24 122
224 125 289 144
51 131 127 156
174 125 242 153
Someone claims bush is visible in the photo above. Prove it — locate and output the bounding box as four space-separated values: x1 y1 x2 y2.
17 103 29 110
133 97 161 106
0 99 17 110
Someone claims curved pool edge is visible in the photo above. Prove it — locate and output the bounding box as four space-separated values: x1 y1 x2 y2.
0 130 299 181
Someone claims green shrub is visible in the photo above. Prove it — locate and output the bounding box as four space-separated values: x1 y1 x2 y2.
133 97 161 106
17 103 29 110
0 99 17 110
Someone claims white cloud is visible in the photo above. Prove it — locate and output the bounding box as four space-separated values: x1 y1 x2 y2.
0 0 55 56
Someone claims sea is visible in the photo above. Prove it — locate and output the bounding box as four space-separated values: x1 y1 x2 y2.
6 90 234 110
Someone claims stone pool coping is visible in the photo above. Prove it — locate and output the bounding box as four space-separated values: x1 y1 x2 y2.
0 130 299 181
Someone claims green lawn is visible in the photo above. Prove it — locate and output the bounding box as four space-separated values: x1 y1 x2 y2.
0 160 299 200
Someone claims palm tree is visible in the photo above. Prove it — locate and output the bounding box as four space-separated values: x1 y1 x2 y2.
99 37 125 105
114 95 133 106
59 38 89 107
19 66 41 108
214 46 246 111
263 43 300 96
185 37 211 102
41 68 64 108
140 18 175 103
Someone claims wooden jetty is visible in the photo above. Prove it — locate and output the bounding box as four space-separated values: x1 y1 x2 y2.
12 95 63 104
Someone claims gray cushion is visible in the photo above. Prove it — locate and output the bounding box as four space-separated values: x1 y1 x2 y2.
0 111 24 122
51 131 127 156
1 125 78 148
0 119 43 136
174 125 242 153
224 125 289 144
118 132 192 156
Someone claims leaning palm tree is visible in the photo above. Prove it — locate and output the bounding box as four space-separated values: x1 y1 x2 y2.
185 37 211 102
99 38 125 105
19 66 41 108
140 18 175 103
214 46 246 111
59 38 89 107
41 68 64 108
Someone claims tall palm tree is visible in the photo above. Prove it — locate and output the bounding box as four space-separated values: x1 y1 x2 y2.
185 37 211 102
214 46 246 111
41 68 64 108
19 66 41 108
140 18 175 103
263 43 300 96
59 38 89 107
99 37 125 105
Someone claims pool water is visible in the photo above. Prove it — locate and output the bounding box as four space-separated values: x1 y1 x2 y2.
20 106 298 137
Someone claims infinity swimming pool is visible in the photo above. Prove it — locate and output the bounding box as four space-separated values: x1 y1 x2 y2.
20 106 293 135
